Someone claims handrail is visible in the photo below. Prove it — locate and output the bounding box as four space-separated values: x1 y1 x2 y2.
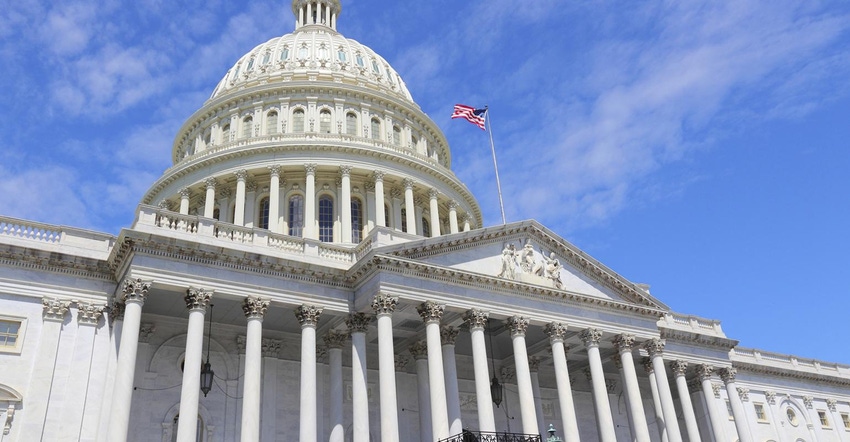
439 431 542 442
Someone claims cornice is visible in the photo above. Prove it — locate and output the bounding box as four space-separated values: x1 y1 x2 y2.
379 221 666 310
733 360 850 388
659 327 738 350
347 254 667 319
0 244 113 281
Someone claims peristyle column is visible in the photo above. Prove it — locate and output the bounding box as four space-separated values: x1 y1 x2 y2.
176 287 213 442
462 309 496 432
268 165 281 233
696 365 727 442
203 178 217 218
612 334 652 442
544 322 580 442
304 163 317 239
346 312 371 442
403 179 416 234
324 331 348 442
441 326 461 435
528 357 546 436
340 166 353 243
410 341 433 442
374 171 386 227
234 169 248 225
643 339 683 442
416 301 449 440
508 316 539 436
671 360 702 442
643 358 669 442
448 201 459 234
295 305 323 442
179 187 191 214
720 367 753 442
580 328 616 442
240 296 269 442
373 294 400 442
428 188 441 237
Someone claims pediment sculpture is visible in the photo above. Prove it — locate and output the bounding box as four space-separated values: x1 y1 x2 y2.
497 240 564 289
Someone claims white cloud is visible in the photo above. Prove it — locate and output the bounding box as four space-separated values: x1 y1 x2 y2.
0 165 92 228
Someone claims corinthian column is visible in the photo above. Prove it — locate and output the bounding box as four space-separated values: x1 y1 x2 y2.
643 339 682 442
179 187 191 214
295 305 323 442
508 316 539 436
580 328 616 442
107 279 150 441
403 179 416 234
341 166 353 243
240 296 269 442
324 331 347 442
428 188 441 237
612 334 651 442
268 165 282 233
176 288 213 442
441 326 461 435
204 178 217 218
374 171 386 227
720 368 752 442
696 365 727 442
671 361 701 442
372 294 400 442
544 322 579 442
346 312 371 442
416 301 449 440
643 358 669 442
410 341 433 442
528 357 545 435
234 170 248 225
304 164 317 239
448 201 459 234
462 309 495 432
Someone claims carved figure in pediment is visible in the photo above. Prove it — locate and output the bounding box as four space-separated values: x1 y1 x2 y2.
519 240 536 273
543 251 564 289
497 243 518 279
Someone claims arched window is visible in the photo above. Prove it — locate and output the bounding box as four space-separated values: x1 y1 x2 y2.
411 135 418 150
318 195 334 242
242 116 253 138
266 111 278 134
280 46 290 62
337 48 347 62
392 126 401 146
293 109 305 133
288 195 304 237
171 414 203 442
346 112 358 136
222 124 231 142
258 197 270 230
246 57 255 71
400 208 407 233
422 218 430 237
351 198 363 243
370 118 381 141
212 208 220 221
319 110 332 134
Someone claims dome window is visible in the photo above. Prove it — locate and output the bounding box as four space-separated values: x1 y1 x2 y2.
370 118 381 141
392 126 401 146
318 195 334 242
246 57 255 71
293 109 305 133
371 59 380 74
351 198 363 243
355 54 364 67
280 47 290 61
345 113 358 136
231 65 241 81
288 195 304 237
266 111 278 135
386 65 394 84
261 52 271 65
422 218 431 238
318 44 329 60
319 110 332 134
242 116 253 138
298 45 309 59
258 197 270 230
337 48 347 62
222 123 231 142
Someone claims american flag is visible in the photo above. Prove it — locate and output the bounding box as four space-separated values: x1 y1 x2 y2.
451 104 487 130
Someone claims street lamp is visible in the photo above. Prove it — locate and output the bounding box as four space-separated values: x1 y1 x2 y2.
200 304 214 397
488 318 503 407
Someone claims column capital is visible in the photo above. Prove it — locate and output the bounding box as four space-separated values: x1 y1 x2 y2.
827 398 837 411
448 200 459 210
179 187 192 199
266 165 281 178
246 179 258 192
235 169 249 181
389 187 403 199
262 338 282 358
42 297 70 322
158 199 174 210
440 326 459 346
323 330 348 349
339 165 352 177
641 357 654 374
719 367 737 384
346 312 372 334
139 323 155 343
642 338 665 357
364 181 375 192
121 278 151 304
185 287 213 311
304 163 318 175
695 363 714 382
242 296 270 320
110 301 125 322
765 390 777 405
579 328 603 348
416 301 444 324
295 304 323 327
428 188 439 199
236 335 246 353
204 177 218 190
803 395 813 409
395 354 410 371
77 302 105 326
373 170 385 182
712 383 722 398
462 308 489 330
737 387 749 402
528 356 541 373
544 322 568 343
611 333 636 352
507 315 529 337
409 340 428 360
402 178 415 190
371 293 398 316
219 187 233 198
500 366 516 381
671 360 689 377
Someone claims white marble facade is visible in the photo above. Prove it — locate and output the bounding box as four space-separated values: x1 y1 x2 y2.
1 1 850 442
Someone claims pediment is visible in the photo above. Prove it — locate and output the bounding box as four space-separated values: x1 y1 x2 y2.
370 220 669 310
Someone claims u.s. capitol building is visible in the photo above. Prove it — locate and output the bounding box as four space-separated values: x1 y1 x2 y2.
0 1 848 441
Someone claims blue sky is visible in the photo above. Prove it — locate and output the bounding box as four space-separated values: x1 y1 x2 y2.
1 1 849 364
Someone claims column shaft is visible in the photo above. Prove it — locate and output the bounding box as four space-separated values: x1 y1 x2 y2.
722 375 752 442
448 204 459 234
673 365 702 442
304 165 317 239
375 173 386 227
650 355 683 442
404 181 416 234
106 283 147 442
341 167 352 243
176 307 207 442
204 183 216 218
425 322 449 440
180 189 190 215
586 345 616 441
269 169 281 233
329 347 344 442
510 322 539 436
619 349 651 442
377 314 400 441
551 342 580 441
240 317 263 442
530 370 545 436
645 363 669 442
469 327 496 432
299 325 317 442
235 173 247 225
414 354 433 442
442 342 461 435
428 190 441 237
700 376 727 442
352 332 369 442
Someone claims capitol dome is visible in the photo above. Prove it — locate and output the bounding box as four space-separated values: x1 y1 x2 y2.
139 0 482 245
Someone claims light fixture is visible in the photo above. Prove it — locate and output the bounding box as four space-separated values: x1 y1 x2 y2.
200 304 214 397
488 318 503 407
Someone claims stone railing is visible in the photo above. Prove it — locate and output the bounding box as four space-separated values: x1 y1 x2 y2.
439 431 542 442
732 347 850 376
135 205 357 265
0 215 115 258
659 312 725 337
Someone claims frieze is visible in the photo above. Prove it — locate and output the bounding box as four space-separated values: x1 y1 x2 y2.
0 244 112 281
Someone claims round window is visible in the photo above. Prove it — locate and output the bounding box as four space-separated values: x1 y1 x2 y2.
787 407 799 426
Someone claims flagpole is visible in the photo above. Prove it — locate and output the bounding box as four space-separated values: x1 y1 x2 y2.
484 106 507 225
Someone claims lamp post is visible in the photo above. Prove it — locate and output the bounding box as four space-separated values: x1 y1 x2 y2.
200 304 214 397
487 318 503 407
546 424 563 442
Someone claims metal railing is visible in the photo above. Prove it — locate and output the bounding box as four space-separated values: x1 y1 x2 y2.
439 431 542 442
